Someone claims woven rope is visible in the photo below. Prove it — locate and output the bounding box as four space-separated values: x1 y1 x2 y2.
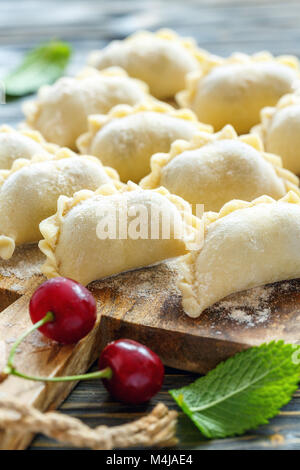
0 398 178 449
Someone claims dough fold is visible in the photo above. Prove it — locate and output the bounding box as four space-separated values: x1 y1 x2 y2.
177 191 300 318
0 125 57 169
141 125 300 212
39 182 202 285
77 101 212 183
88 29 203 99
252 91 300 174
0 148 120 259
177 52 300 134
23 67 150 150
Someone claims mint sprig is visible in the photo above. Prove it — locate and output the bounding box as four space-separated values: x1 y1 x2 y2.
170 341 300 439
3 40 71 97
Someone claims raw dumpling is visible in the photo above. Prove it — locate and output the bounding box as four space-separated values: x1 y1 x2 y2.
141 125 299 213
77 102 213 183
177 191 300 318
252 92 300 174
177 52 300 134
88 29 201 99
0 149 120 260
39 182 201 285
23 67 149 150
0 125 57 169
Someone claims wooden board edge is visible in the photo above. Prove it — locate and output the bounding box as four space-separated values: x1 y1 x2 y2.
99 315 250 374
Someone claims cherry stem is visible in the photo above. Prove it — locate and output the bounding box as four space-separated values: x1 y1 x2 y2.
3 312 113 383
5 311 54 373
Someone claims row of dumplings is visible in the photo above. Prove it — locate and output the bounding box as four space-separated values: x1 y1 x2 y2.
1 29 300 319
20 29 300 176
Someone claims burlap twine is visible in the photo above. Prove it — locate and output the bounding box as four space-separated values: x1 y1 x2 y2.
0 397 178 449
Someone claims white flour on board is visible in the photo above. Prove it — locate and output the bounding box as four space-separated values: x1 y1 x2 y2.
0 245 44 280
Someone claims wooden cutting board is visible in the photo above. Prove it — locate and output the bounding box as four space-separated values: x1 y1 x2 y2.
0 245 300 449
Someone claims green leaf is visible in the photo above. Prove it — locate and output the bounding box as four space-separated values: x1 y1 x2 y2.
170 341 300 439
3 40 72 97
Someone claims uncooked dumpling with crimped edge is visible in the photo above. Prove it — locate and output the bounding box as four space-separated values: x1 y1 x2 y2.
22 67 150 151
252 91 300 175
88 29 203 100
38 182 202 286
140 125 300 213
177 52 300 134
177 191 300 318
0 148 120 260
77 101 213 183
0 125 57 169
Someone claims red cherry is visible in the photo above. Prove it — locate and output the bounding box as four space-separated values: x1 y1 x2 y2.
98 339 164 404
29 277 97 344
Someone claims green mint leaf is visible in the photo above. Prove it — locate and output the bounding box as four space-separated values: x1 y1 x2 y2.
3 40 72 97
170 341 300 439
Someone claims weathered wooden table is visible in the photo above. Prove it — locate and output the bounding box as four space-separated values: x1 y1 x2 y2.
1 0 300 450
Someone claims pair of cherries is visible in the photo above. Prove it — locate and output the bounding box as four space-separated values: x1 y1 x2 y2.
4 277 164 405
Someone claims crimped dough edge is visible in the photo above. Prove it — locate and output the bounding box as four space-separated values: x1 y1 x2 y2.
77 100 213 154
38 181 202 280
0 124 58 155
22 66 150 130
251 90 300 142
140 124 300 195
0 148 120 260
176 51 300 109
88 28 210 69
177 190 300 318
